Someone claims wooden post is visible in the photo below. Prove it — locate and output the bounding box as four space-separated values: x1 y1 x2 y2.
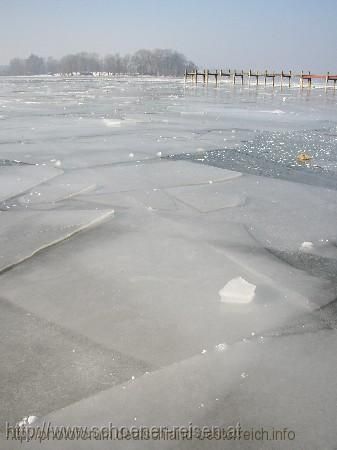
257 71 259 86
241 70 244 85
300 71 303 89
264 70 267 86
206 69 209 84
289 70 291 88
325 72 329 90
233 70 236 85
215 70 218 87
248 69 251 87
195 69 198 84
184 69 187 82
272 72 275 88
281 70 283 88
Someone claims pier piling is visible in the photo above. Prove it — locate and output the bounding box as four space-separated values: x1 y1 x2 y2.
184 68 337 89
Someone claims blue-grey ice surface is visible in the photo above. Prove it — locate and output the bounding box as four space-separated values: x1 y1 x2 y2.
0 76 337 449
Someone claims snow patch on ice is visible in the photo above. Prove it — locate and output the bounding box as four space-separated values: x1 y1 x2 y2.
215 343 228 352
300 241 314 251
259 109 286 115
219 277 256 304
102 119 121 127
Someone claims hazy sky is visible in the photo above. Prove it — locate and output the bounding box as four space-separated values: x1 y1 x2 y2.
1 0 337 71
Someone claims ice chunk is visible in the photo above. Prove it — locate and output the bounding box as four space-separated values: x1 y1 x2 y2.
18 416 38 426
219 277 256 304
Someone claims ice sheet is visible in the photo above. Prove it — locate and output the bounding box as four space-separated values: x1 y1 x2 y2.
0 76 336 449
0 165 61 203
0 209 114 272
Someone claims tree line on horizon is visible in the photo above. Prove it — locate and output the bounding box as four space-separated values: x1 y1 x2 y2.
2 49 197 76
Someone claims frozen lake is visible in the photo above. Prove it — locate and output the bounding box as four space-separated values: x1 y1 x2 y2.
0 76 337 449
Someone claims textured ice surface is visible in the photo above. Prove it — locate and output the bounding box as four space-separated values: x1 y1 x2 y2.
0 76 336 449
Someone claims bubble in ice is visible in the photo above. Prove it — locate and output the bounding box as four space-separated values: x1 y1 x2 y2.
129 153 134 158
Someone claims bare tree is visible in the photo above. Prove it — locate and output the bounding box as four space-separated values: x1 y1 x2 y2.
46 57 59 74
8 58 26 75
25 54 45 75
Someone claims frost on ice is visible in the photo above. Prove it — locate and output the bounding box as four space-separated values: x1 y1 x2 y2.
219 277 256 304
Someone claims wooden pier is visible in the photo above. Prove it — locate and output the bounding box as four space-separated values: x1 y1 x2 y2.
184 69 337 89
